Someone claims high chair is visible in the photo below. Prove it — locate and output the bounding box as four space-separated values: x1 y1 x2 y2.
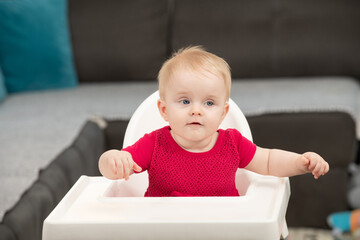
43 91 290 240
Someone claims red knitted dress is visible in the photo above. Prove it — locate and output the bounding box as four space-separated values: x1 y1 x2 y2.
123 126 256 197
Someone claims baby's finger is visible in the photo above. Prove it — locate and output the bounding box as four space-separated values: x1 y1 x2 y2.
308 157 318 171
123 157 131 181
299 156 311 173
312 161 323 176
317 163 325 177
321 162 330 176
313 165 323 179
114 158 124 179
132 161 142 172
110 158 118 175
301 156 310 166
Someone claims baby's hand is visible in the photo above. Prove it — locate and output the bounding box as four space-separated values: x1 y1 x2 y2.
98 150 142 180
299 152 329 179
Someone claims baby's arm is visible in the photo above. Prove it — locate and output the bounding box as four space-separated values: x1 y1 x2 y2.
98 149 142 180
245 147 329 179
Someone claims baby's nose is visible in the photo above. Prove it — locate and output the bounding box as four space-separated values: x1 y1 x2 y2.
190 104 203 115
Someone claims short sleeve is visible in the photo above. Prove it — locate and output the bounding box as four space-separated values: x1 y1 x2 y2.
122 131 156 172
229 129 257 168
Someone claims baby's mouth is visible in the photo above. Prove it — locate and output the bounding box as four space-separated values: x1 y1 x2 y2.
188 122 202 126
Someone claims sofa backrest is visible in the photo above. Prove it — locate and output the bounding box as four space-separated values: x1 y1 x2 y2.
68 0 169 83
68 0 360 82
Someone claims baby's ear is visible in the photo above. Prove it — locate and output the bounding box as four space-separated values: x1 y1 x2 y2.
222 102 230 120
157 99 168 121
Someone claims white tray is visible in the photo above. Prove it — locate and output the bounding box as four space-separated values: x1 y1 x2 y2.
43 170 290 240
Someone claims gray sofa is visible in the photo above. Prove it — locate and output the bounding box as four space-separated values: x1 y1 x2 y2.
1 0 360 239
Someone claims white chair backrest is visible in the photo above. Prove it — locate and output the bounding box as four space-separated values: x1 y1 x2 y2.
123 91 252 148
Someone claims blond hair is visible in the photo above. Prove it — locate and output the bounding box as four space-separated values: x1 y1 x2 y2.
158 46 231 100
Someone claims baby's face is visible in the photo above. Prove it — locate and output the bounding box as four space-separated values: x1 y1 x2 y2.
158 68 229 149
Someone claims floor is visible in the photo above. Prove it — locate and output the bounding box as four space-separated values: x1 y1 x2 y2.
288 228 352 240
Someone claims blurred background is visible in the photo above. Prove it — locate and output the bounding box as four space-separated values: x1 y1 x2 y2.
1 0 360 239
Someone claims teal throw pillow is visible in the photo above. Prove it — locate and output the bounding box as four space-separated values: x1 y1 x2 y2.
0 66 6 101
0 0 77 93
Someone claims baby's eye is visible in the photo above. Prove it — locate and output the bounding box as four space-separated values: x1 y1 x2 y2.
181 99 190 105
205 101 214 106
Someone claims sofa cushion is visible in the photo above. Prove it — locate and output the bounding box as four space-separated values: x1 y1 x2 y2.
276 0 360 78
38 163 72 204
2 181 54 240
231 77 360 123
172 0 275 78
172 0 360 79
72 121 105 176
287 168 349 228
68 0 168 82
52 147 86 186
105 119 129 150
0 225 15 240
0 0 77 93
248 112 356 169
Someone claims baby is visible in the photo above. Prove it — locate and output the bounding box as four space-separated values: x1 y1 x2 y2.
98 46 329 197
